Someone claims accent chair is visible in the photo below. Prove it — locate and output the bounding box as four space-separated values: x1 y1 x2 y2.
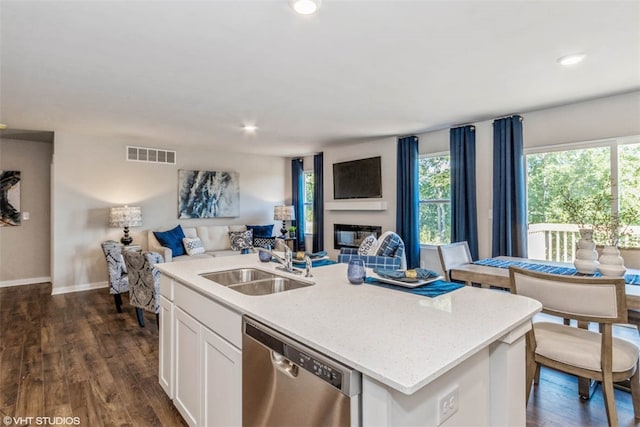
123 250 164 327
100 240 129 312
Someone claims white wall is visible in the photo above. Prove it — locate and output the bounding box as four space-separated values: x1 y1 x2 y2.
0 139 52 286
322 137 397 259
51 133 287 293
417 90 640 260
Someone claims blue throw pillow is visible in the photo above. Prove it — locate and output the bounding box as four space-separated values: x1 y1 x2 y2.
153 225 186 257
246 224 274 238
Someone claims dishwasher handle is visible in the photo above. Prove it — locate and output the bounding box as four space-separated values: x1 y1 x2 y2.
271 351 299 379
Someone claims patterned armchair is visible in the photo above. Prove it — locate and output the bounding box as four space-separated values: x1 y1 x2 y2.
100 240 129 313
123 250 164 327
338 232 407 270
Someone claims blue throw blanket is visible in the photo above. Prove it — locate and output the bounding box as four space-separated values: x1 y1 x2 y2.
364 278 463 297
474 258 640 285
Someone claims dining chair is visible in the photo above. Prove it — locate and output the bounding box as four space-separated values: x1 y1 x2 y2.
420 245 446 278
509 266 640 426
437 241 472 282
123 250 164 327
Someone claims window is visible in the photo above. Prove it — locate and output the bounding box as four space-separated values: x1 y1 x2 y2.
303 171 314 235
526 137 640 261
419 154 451 244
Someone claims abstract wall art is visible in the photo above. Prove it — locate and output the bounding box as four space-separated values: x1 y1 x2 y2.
178 170 239 218
0 170 21 226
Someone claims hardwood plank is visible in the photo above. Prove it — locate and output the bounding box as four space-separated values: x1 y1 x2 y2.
0 345 22 408
43 351 70 411
14 346 44 419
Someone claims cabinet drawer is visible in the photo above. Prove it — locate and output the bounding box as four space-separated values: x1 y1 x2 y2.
174 283 242 348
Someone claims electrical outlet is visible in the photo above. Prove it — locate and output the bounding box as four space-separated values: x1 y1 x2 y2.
437 385 459 425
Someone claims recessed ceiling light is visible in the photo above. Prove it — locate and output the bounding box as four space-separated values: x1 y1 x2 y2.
290 0 321 15
557 53 586 66
242 124 258 134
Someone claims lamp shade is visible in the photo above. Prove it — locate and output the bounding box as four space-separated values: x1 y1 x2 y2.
273 205 295 221
109 206 142 228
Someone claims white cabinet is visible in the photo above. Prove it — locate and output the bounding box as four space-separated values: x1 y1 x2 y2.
201 326 241 427
159 295 174 397
175 307 202 426
161 275 243 427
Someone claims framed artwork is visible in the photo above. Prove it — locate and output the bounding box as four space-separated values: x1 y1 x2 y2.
178 170 239 218
0 170 21 226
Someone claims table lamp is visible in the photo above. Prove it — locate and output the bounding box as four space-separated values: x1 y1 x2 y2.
109 206 142 245
274 205 295 238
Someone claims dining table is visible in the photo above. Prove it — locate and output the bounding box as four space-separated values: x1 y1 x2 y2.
449 256 640 310
449 255 640 400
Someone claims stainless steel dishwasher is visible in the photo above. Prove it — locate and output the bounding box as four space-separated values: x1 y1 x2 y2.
242 316 361 427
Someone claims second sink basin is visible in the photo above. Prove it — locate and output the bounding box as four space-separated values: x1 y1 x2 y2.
200 268 313 296
229 277 312 296
201 268 275 286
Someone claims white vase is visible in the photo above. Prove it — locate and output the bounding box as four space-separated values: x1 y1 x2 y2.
574 228 599 274
598 245 626 277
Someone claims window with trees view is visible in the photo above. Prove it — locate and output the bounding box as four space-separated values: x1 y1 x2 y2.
526 138 640 261
419 154 451 244
303 171 314 235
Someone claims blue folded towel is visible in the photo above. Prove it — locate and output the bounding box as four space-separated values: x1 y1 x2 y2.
373 268 440 282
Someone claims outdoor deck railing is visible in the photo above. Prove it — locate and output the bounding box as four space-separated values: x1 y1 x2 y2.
528 223 640 262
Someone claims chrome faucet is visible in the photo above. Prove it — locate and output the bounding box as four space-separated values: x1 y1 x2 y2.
256 246 299 274
303 255 313 278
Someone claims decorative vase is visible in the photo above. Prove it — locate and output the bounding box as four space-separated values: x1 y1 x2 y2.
574 228 599 274
347 259 366 285
598 245 626 277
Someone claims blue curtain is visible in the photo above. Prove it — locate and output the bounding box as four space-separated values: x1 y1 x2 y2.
312 153 324 252
396 135 420 269
491 115 527 257
450 125 479 260
291 158 305 251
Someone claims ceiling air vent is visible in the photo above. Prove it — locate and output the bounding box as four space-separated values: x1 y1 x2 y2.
126 145 176 164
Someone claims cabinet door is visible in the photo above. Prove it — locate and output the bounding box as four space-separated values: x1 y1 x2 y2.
201 326 242 427
159 295 174 398
174 307 201 427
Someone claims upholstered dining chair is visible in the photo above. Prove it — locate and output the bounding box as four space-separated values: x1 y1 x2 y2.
437 241 472 282
420 244 446 278
509 266 640 426
123 250 164 327
100 240 129 313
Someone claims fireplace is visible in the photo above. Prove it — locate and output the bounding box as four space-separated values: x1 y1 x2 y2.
334 224 382 250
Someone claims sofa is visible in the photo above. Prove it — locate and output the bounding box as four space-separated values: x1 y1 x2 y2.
148 224 275 262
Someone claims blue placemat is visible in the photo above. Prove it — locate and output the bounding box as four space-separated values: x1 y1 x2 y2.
292 258 337 268
364 278 464 297
474 258 640 285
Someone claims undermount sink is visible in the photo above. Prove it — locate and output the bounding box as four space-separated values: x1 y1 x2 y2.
200 268 313 296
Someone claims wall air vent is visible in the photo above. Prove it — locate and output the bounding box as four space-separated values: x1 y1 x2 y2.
126 146 176 164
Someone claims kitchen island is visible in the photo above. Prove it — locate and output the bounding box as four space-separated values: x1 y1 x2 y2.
156 253 541 427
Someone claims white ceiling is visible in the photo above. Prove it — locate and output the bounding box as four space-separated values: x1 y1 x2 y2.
1 1 639 156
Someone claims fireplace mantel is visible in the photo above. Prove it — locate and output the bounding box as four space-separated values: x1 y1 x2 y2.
325 201 388 211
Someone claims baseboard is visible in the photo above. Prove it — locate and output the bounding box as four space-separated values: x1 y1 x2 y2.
51 281 109 295
0 276 51 288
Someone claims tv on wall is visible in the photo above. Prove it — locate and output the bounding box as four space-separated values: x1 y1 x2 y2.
333 156 382 199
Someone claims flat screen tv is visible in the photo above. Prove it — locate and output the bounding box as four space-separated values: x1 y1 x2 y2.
333 156 382 199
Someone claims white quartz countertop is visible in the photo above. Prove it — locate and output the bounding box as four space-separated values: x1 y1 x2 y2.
156 254 541 394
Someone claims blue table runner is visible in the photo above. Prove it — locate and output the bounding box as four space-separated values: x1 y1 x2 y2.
364 278 464 297
473 258 640 285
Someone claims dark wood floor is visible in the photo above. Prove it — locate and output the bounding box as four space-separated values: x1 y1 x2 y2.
1 283 640 426
0 282 186 427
